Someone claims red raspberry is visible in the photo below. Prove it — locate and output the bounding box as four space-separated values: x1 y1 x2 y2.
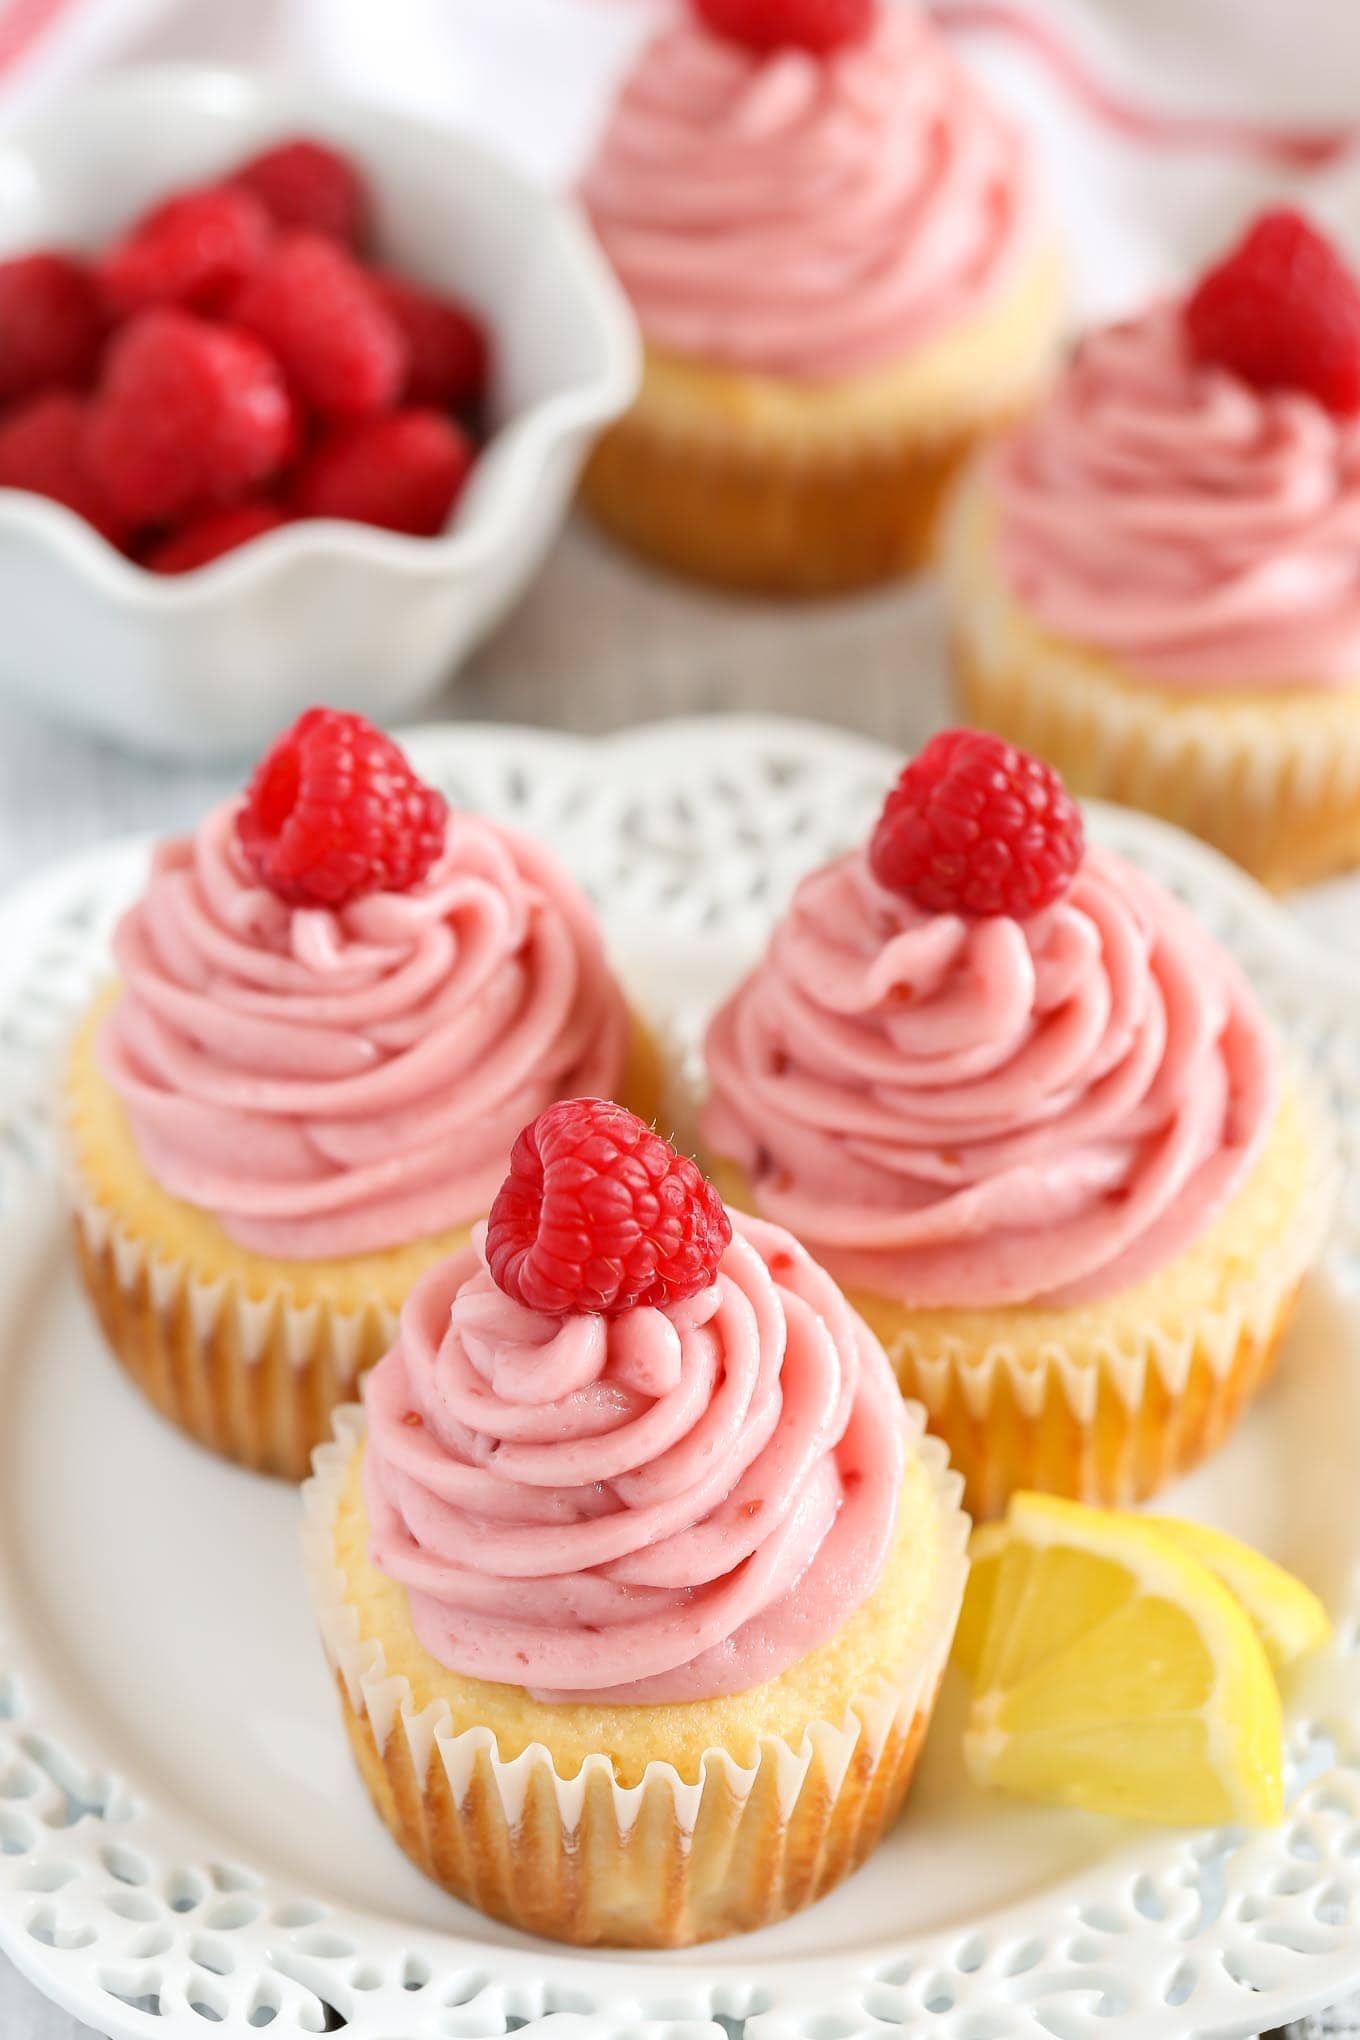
231 138 369 248
291 410 473 536
100 185 273 318
0 392 126 544
1185 208 1360 416
692 0 875 54
144 501 288 574
372 273 489 408
869 729 1084 919
0 253 104 403
232 233 407 420
236 707 449 908
487 1099 733 1318
87 310 297 528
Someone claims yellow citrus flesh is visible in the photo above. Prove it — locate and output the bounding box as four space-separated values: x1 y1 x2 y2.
1143 1516 1331 1672
964 1493 1284 1827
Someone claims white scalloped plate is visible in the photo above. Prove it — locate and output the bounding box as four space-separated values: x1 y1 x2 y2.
1 717 1360 2040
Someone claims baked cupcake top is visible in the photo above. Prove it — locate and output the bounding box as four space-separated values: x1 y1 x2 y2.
992 210 1360 689
703 732 1278 1310
360 1099 905 1704
580 0 1038 380
99 710 629 1260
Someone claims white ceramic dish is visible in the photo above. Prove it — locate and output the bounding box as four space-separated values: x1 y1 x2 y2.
0 67 639 759
1 717 1359 2040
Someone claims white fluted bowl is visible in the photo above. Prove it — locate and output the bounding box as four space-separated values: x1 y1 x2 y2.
0 65 640 758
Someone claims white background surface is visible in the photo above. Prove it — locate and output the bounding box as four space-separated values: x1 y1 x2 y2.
3 1 1360 2033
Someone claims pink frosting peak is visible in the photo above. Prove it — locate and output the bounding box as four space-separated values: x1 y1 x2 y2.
99 802 630 1260
361 1214 904 1704
580 6 1038 379
702 843 1278 1310
994 303 1360 688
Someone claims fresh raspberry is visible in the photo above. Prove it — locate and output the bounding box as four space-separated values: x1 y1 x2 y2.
869 729 1084 919
236 707 449 908
692 0 875 54
0 253 105 403
144 501 288 574
372 273 489 408
87 310 297 527
0 393 126 544
1185 209 1360 416
100 185 273 318
291 410 473 536
487 1099 733 1318
232 233 407 420
231 138 369 248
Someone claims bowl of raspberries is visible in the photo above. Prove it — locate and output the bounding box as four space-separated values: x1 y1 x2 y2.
0 64 639 756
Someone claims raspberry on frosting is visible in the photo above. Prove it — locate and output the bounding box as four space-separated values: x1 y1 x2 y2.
360 1207 904 1703
236 707 449 908
1185 208 1360 417
487 1098 732 1317
869 730 1084 919
691 0 875 54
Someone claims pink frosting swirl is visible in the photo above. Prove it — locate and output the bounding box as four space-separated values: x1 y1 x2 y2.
580 7 1037 379
361 1214 905 1704
99 803 630 1260
703 844 1278 1310
994 303 1360 688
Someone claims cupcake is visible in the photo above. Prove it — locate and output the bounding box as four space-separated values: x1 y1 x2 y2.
578 0 1063 595
66 709 658 1479
946 208 1360 890
303 1098 967 1947
703 731 1333 1518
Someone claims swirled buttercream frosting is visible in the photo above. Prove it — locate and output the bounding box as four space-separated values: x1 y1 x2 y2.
994 303 1360 688
99 802 629 1260
361 1214 905 1703
580 6 1038 379
703 843 1278 1309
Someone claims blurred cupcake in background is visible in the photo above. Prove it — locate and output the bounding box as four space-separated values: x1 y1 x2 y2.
65 708 658 1478
579 0 1064 595
946 209 1360 890
703 731 1334 1518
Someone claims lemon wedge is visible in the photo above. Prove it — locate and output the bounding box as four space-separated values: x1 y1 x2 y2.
964 1492 1284 1826
1143 1515 1331 1672
953 1522 1009 1682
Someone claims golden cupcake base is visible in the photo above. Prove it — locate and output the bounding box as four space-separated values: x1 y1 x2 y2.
303 1410 968 1948
582 410 983 595
64 995 665 1480
945 467 1360 892
716 1089 1333 1522
583 249 1064 597
335 1661 937 1948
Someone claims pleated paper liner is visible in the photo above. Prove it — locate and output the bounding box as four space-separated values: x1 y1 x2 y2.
582 406 991 595
68 1166 463 1481
301 1403 969 1949
582 251 1064 598
62 997 666 1480
944 467 1360 891
852 1088 1337 1521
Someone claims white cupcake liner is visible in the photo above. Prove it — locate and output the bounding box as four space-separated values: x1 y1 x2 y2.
867 1089 1338 1517
945 466 1360 889
300 1399 969 1946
